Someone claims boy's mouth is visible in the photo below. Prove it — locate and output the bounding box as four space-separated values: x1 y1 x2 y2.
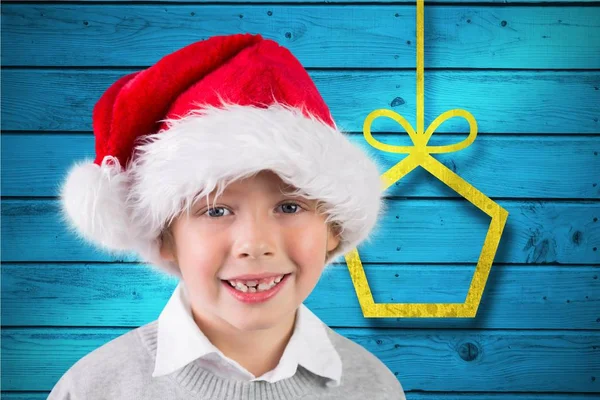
222 273 292 293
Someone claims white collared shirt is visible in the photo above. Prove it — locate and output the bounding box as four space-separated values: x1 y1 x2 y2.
152 282 342 387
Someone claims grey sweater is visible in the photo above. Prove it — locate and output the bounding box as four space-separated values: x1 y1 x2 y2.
47 320 406 399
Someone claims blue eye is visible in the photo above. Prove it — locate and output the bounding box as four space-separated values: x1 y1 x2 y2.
205 207 231 218
279 203 302 214
201 202 303 218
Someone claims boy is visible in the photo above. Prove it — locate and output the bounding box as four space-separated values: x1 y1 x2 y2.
50 32 406 399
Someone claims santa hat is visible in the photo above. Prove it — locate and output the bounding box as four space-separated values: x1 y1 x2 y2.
59 33 386 279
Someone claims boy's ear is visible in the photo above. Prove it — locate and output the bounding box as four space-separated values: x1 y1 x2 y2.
159 244 173 262
159 232 176 262
159 247 174 262
326 223 342 253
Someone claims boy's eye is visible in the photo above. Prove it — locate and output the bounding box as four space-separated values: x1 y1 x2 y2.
205 207 230 218
202 202 303 218
279 203 301 214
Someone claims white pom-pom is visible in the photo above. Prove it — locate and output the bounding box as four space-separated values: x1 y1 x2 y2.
59 156 135 253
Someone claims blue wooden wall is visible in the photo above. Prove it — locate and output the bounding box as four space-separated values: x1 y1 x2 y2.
1 0 599 398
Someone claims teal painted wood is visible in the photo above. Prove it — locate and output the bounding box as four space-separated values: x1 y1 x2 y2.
1 0 599 397
2 327 599 392
2 199 599 264
2 133 600 198
1 263 599 329
3 394 600 400
2 70 598 134
1 5 599 68
3 0 598 3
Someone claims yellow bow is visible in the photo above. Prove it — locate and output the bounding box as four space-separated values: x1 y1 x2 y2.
363 108 478 156
360 106 479 192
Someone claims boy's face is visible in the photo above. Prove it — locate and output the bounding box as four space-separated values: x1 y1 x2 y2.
159 170 341 332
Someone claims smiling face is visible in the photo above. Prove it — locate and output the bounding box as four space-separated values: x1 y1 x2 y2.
159 169 341 333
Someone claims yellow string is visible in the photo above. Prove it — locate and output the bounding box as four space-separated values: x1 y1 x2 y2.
362 0 478 159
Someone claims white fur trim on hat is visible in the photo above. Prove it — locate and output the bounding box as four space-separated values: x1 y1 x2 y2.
60 102 387 278
126 102 387 277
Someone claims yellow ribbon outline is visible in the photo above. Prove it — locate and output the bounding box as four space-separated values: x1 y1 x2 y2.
343 0 509 318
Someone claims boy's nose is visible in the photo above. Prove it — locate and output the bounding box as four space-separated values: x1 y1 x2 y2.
232 213 277 260
237 242 275 260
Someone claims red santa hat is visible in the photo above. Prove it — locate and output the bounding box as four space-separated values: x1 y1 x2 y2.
59 33 385 278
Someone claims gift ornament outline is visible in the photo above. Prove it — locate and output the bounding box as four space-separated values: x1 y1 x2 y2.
344 0 509 318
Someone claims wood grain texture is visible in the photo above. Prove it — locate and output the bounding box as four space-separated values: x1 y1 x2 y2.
2 199 599 264
1 327 598 392
2 69 599 134
3 133 600 198
3 0 598 3
1 0 599 397
2 4 599 68
2 394 599 400
1 263 599 329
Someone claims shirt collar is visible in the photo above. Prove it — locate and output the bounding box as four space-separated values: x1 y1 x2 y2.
152 282 342 386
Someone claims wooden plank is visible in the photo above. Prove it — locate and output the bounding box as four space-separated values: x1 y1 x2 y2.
394 396 599 400
1 327 598 392
3 0 598 3
6 394 600 400
2 199 598 265
2 133 600 198
1 5 599 68
1 263 598 329
2 69 599 134
3 394 599 400
2 394 599 400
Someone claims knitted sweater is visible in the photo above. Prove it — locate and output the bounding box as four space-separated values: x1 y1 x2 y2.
47 320 406 399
